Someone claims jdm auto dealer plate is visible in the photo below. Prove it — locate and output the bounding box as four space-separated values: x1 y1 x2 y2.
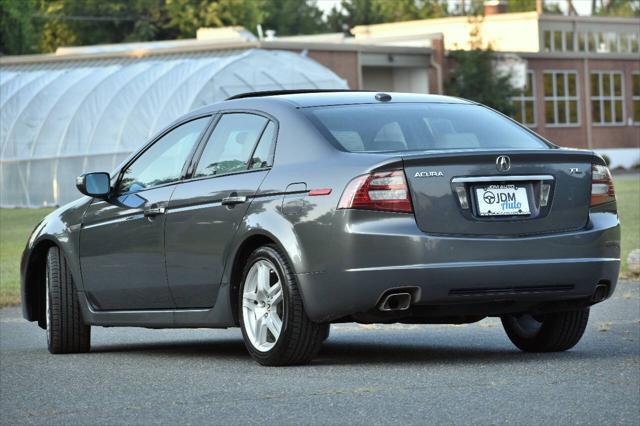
475 184 530 216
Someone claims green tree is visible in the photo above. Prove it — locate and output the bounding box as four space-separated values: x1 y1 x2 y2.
506 0 537 12
31 0 267 52
36 0 144 52
594 0 640 17
261 0 327 36
376 0 448 21
0 0 38 54
327 0 448 33
327 0 385 32
445 48 517 115
162 0 265 38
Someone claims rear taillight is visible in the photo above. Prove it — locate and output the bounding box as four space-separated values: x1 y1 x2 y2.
590 164 615 206
338 170 413 213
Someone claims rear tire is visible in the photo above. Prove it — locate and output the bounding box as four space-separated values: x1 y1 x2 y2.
501 308 589 352
46 246 91 354
239 245 327 366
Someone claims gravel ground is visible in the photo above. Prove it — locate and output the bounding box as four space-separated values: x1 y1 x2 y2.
1 281 638 425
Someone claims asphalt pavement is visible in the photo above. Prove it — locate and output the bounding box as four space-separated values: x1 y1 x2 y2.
1 281 639 425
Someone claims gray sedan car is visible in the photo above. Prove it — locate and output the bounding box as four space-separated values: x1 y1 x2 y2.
21 91 620 366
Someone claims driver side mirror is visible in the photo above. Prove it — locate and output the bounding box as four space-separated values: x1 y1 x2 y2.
76 172 111 198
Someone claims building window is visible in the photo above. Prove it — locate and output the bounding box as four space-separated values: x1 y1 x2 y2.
564 31 574 51
633 72 640 124
620 33 629 53
512 71 536 126
588 32 597 51
578 32 586 51
544 30 575 52
606 32 619 53
544 30 552 52
574 31 639 53
590 71 624 125
544 71 579 126
554 31 563 51
631 33 639 52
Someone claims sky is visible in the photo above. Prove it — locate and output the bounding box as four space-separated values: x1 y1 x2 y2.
314 0 594 17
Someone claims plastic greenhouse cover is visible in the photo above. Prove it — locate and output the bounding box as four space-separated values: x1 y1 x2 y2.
0 49 348 207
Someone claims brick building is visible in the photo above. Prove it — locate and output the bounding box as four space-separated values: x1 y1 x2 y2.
344 9 640 167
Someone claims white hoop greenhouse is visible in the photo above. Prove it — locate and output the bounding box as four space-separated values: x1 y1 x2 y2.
0 48 347 207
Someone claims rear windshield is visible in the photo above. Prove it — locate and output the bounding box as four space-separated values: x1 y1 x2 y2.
306 103 549 152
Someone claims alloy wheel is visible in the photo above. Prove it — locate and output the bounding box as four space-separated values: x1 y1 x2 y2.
242 259 284 352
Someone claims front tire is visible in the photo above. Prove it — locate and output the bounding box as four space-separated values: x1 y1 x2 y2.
239 245 327 366
46 246 91 354
501 308 589 352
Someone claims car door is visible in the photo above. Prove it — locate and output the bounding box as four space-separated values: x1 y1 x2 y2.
79 116 211 310
165 113 277 308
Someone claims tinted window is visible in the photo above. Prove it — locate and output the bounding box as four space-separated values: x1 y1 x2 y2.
249 121 276 169
307 103 548 152
118 117 209 193
194 113 268 177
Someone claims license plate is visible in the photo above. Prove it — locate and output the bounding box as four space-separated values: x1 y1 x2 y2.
475 185 530 216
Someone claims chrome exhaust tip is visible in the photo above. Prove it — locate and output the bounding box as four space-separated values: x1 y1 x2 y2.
592 283 609 302
378 292 412 312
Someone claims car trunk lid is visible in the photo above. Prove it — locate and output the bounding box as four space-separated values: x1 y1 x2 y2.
403 149 594 236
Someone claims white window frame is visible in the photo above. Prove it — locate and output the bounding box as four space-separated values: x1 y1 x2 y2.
543 71 580 128
511 71 537 127
590 71 625 126
633 71 640 125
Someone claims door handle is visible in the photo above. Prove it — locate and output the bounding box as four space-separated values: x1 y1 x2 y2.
221 195 247 206
144 204 166 216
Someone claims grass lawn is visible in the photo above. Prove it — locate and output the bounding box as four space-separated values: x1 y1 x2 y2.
0 208 53 307
615 175 640 274
0 175 637 307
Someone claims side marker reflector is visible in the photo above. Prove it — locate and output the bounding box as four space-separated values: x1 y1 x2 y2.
308 188 332 196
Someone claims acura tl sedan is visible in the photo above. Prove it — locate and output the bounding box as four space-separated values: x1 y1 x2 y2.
21 91 620 366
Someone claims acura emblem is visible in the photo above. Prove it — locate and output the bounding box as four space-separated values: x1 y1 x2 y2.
496 155 511 172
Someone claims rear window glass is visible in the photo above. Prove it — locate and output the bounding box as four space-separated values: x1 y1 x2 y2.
306 103 548 152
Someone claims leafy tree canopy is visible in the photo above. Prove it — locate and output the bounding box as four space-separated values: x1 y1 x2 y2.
261 0 327 36
1 0 638 55
327 0 448 32
594 0 640 17
0 0 37 54
445 49 517 116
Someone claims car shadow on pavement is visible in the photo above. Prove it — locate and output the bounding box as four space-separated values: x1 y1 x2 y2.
89 337 606 366
315 340 604 366
90 338 250 360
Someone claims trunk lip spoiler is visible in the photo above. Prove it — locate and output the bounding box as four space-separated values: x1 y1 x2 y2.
401 150 599 166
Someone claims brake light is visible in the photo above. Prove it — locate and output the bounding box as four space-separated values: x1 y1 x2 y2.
590 164 615 206
338 170 413 213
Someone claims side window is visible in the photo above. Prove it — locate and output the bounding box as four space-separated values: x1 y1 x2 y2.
249 121 276 169
118 117 209 193
194 113 268 177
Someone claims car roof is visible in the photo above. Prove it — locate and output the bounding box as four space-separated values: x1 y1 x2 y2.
185 91 474 119
230 90 473 108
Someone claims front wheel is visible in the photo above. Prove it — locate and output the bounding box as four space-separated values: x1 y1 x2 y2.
46 246 91 354
239 245 327 366
501 308 589 352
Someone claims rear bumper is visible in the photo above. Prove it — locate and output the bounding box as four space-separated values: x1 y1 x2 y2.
297 210 620 322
